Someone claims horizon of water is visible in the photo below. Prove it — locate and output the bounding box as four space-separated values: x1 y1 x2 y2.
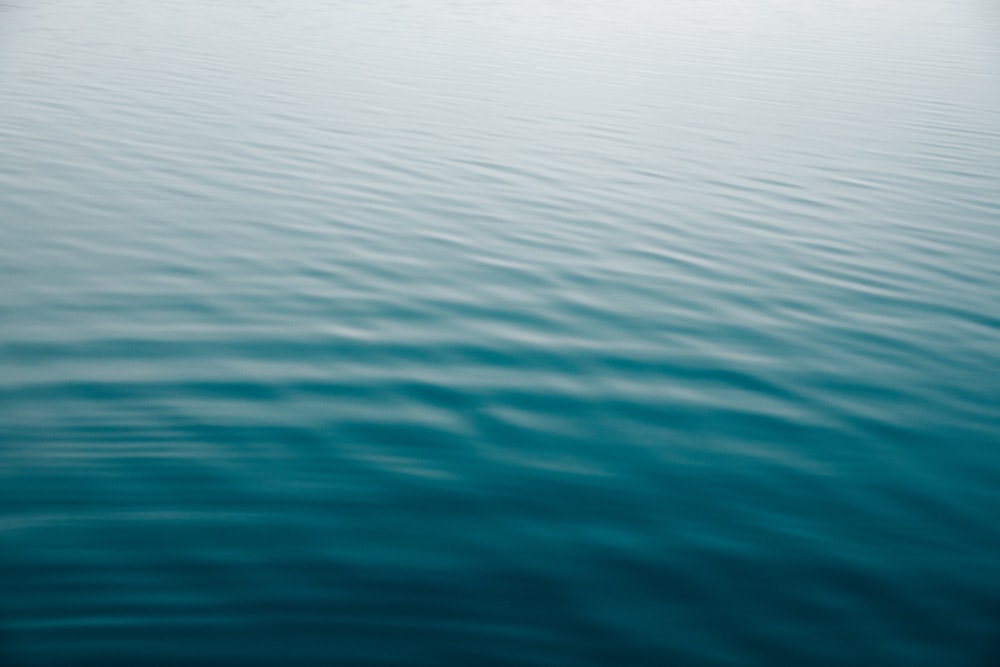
1 0 1000 665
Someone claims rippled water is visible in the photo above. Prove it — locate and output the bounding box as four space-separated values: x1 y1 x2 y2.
2 0 1000 664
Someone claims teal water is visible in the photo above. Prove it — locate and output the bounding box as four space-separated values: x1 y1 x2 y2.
2 0 1000 664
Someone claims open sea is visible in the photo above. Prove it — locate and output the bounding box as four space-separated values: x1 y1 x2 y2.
2 0 1000 665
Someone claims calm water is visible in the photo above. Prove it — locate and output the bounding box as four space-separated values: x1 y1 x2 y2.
2 0 1000 664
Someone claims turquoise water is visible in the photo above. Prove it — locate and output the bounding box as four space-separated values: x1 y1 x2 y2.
2 0 1000 664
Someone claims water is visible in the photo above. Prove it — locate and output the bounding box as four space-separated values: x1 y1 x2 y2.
2 0 999 664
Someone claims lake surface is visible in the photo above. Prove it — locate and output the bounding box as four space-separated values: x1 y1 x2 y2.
2 0 999 664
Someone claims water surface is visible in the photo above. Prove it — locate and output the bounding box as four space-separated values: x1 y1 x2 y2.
2 0 1000 665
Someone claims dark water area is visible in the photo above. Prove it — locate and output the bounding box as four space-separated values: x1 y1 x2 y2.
2 0 1000 665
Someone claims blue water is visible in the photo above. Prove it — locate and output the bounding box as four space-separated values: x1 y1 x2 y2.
2 0 1000 664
